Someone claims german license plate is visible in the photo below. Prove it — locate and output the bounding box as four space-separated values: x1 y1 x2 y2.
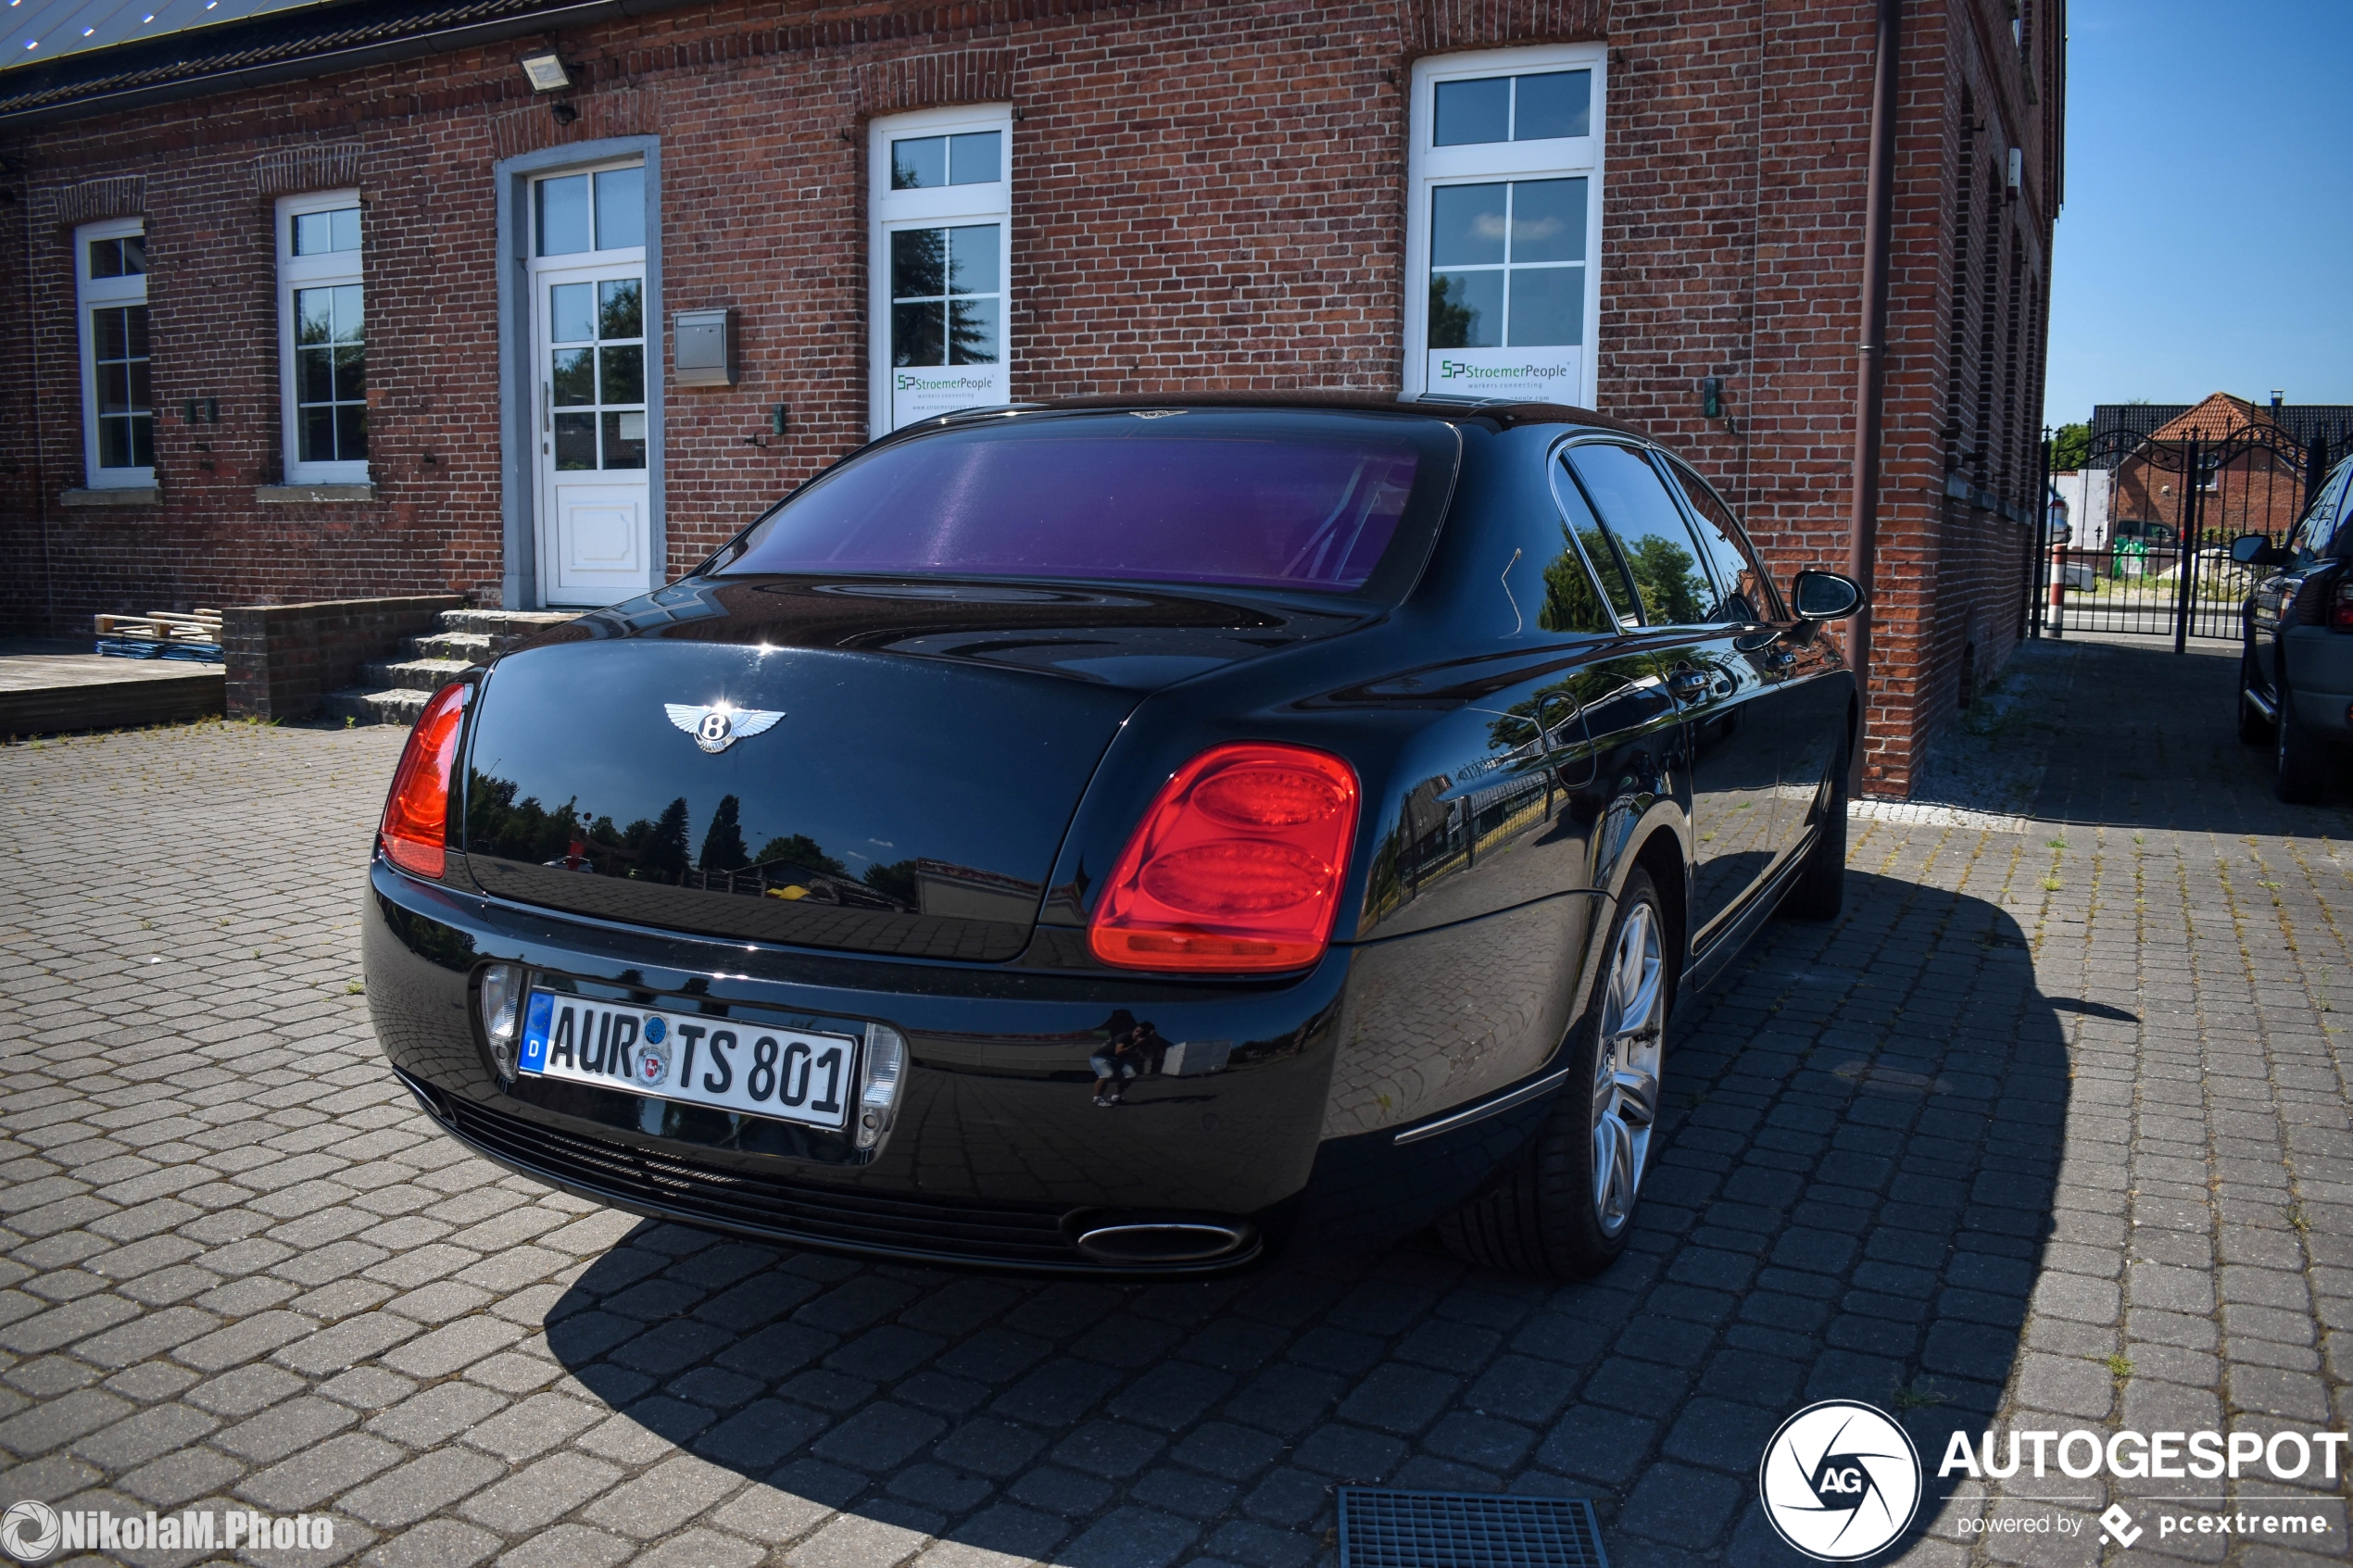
518 991 857 1132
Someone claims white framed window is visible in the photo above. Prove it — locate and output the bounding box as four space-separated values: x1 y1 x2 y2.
868 105 1013 437
1403 44 1607 409
76 218 154 488
277 190 368 484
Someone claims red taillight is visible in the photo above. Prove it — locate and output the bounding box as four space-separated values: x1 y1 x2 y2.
1089 743 1360 973
2334 576 2353 630
379 683 469 879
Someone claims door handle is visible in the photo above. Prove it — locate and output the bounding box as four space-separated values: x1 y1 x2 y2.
1667 668 1707 702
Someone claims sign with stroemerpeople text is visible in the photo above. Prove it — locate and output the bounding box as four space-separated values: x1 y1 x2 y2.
892 367 1007 431
1427 346 1586 408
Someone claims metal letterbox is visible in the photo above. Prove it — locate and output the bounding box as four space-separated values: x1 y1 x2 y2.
673 307 736 388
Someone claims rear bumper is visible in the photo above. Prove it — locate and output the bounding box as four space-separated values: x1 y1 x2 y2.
2284 626 2353 734
365 859 1537 1274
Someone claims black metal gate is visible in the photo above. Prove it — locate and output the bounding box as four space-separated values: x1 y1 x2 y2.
2032 424 2336 650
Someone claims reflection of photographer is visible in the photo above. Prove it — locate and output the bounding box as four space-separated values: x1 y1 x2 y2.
1089 1022 1163 1106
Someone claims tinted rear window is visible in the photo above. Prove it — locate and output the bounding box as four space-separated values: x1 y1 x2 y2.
718 410 1457 597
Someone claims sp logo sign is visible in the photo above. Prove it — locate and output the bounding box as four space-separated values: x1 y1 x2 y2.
1760 1400 1922 1561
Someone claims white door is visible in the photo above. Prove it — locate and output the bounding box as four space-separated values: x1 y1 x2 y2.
529 165 653 607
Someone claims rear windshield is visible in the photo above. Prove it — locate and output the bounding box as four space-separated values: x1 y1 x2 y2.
716 409 1457 597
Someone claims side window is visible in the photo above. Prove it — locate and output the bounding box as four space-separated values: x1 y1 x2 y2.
2291 464 2350 565
277 192 368 484
1663 457 1782 621
870 108 1012 437
1565 443 1723 624
76 220 154 489
1548 456 1640 628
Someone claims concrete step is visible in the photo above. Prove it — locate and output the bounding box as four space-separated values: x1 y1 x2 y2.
360 658 473 693
323 686 429 726
407 632 497 663
439 608 575 638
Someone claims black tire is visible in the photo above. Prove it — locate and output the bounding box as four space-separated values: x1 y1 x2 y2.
1437 869 1671 1280
2238 644 2272 746
2276 691 2328 803
1779 752 1849 922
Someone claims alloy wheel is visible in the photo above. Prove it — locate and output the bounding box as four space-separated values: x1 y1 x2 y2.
1591 899 1665 1236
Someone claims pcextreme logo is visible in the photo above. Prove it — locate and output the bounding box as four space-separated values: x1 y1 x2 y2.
1759 1400 1924 1561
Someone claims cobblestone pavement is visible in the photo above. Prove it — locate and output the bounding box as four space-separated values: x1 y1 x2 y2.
2 633 2348 1568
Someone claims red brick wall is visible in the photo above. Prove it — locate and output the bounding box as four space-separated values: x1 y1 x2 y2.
0 0 2060 797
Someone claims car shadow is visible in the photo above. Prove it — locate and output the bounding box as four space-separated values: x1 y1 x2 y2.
539 865 2068 1566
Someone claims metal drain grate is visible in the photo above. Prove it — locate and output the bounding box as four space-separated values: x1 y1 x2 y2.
1337 1489 1609 1568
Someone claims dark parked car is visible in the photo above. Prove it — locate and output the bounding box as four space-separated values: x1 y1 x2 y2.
365 395 1863 1280
2234 452 2353 800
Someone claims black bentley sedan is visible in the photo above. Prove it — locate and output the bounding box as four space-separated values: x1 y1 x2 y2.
365 395 1863 1280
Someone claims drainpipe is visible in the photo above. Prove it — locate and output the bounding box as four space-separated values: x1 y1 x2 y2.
1844 0 1902 792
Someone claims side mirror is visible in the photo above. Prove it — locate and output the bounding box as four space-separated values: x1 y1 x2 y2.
1791 569 1867 621
2229 533 2283 567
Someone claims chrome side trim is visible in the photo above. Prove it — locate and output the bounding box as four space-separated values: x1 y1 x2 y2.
1392 1066 1572 1146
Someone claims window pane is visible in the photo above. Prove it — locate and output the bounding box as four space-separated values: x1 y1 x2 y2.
300 405 337 464
550 347 595 406
1554 462 1642 623
299 346 336 405
1509 178 1586 264
550 282 595 345
1430 184 1506 267
1667 460 1772 620
123 306 150 358
946 224 999 295
949 297 1000 365
598 278 642 340
601 410 648 469
595 168 645 250
1514 70 1592 139
127 358 152 410
98 363 131 415
331 207 361 252
296 289 333 345
132 413 155 468
536 175 590 257
336 404 369 461
554 412 598 470
1567 445 1722 624
891 229 945 300
1428 271 1502 348
949 131 1001 184
332 284 364 343
94 307 128 360
89 237 122 278
892 300 946 367
1433 76 1510 145
1506 266 1582 347
333 343 367 400
293 213 327 256
891 136 946 190
598 345 645 406
99 415 132 470
120 236 148 275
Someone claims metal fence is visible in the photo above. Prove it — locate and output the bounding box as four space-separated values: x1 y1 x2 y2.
2033 425 2336 650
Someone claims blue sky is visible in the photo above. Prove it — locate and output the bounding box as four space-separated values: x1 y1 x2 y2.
2043 0 2353 426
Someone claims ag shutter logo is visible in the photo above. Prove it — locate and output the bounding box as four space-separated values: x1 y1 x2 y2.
1759 1400 1924 1561
2 1500 60 1564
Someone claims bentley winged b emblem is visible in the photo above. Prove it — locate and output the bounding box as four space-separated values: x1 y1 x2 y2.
664 702 785 755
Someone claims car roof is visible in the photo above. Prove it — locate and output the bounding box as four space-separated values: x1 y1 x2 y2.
950 390 1655 441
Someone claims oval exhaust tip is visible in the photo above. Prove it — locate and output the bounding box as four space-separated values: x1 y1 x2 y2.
1073 1221 1252 1264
